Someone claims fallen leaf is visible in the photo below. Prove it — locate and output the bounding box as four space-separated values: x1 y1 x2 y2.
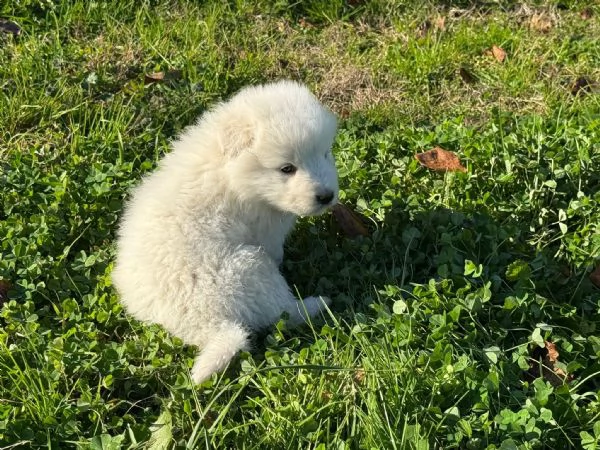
553 366 568 379
458 67 477 84
145 72 165 83
529 13 553 32
415 147 467 173
0 19 21 36
298 17 314 29
144 70 183 85
332 203 369 238
526 341 571 387
417 17 444 37
491 45 507 63
353 368 366 384
434 15 446 31
545 341 559 362
580 8 593 20
321 390 333 400
590 265 600 288
571 77 593 96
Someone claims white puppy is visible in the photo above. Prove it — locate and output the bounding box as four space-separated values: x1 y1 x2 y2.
112 81 339 383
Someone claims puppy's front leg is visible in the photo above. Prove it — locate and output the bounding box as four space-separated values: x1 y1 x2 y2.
224 247 330 328
284 295 331 326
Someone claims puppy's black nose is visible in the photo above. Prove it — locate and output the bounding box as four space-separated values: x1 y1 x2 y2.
316 190 334 205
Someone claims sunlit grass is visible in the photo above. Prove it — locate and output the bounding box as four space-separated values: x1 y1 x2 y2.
1 0 599 448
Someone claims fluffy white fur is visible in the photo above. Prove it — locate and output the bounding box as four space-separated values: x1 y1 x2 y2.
112 81 339 384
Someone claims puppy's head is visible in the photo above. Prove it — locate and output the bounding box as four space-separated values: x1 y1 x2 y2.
217 81 339 216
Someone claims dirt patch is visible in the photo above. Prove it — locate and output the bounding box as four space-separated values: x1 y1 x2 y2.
262 20 405 116
315 64 404 117
84 33 144 82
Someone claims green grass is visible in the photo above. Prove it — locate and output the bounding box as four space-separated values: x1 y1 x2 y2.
1 0 600 448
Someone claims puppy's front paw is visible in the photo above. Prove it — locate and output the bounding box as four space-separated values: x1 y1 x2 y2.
314 295 331 307
298 295 331 322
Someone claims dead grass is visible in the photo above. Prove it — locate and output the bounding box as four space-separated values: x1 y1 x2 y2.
316 64 406 117
244 6 598 123
29 1 598 125
83 34 144 86
252 19 406 116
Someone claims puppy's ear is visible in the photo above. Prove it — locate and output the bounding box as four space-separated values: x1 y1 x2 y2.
218 115 257 157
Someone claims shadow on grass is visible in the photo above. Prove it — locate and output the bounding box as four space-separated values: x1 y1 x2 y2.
280 194 598 383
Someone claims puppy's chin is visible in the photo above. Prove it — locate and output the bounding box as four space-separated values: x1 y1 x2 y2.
277 204 326 218
302 200 338 217
271 196 338 217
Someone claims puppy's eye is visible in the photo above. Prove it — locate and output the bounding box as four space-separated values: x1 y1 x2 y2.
280 164 297 175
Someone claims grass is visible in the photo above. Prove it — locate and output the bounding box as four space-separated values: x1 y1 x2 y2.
1 0 599 448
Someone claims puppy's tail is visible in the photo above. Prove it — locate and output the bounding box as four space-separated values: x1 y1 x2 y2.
191 322 250 384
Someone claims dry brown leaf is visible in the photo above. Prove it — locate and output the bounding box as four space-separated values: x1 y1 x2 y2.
434 15 446 31
0 19 21 36
571 77 593 96
590 265 600 288
580 8 593 20
458 67 477 84
527 341 570 387
353 368 366 384
543 341 568 386
298 17 314 29
417 17 444 37
553 367 568 378
545 341 559 362
145 72 165 83
529 13 553 32
321 390 333 400
415 147 467 173
492 45 507 63
144 70 182 85
332 203 369 238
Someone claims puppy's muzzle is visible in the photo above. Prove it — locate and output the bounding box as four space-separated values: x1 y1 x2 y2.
316 190 335 206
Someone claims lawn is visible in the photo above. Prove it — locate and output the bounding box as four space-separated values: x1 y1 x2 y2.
1 0 599 448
